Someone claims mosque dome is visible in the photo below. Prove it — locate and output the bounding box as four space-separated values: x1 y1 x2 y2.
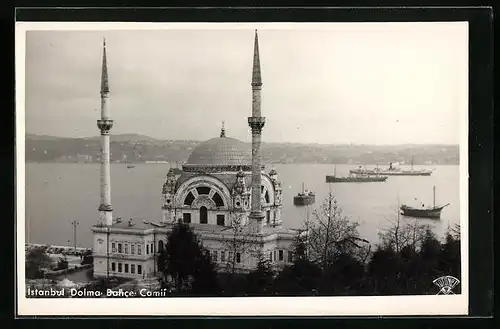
185 136 252 167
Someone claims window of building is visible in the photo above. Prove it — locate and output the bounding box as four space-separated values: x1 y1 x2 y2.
200 206 208 224
279 250 284 261
266 210 270 224
118 243 122 253
288 251 293 263
138 265 142 275
131 264 135 274
269 252 272 261
131 244 135 255
273 250 276 262
212 192 224 207
111 243 116 253
196 186 211 195
221 250 226 262
212 250 218 262
236 252 241 263
229 251 234 263
184 192 195 206
111 262 116 271
124 244 129 254
138 245 142 255
158 240 164 252
265 190 270 203
216 214 225 226
125 264 129 273
146 244 149 254
183 213 191 224
151 243 154 254
118 263 122 272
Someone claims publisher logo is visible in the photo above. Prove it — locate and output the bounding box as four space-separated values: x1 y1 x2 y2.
433 275 460 295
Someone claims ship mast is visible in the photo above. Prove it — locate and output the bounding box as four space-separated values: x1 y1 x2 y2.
433 185 436 208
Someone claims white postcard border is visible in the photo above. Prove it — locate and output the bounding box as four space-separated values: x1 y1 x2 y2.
15 21 469 316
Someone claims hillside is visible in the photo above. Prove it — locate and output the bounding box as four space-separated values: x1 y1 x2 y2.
24 134 460 165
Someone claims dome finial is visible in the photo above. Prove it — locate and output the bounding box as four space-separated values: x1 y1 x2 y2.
220 121 226 138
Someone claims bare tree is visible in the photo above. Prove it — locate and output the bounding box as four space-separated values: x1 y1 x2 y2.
304 192 370 269
448 223 461 240
221 211 262 275
379 206 430 253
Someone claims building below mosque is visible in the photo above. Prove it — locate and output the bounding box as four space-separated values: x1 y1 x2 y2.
92 31 300 280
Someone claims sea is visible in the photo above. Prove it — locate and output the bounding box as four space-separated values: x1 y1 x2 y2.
24 163 461 249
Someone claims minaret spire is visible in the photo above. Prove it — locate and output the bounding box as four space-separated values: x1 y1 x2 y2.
97 38 114 226
101 37 109 94
248 30 266 233
251 30 262 87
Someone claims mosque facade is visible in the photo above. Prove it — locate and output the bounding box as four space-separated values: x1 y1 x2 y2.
92 31 299 279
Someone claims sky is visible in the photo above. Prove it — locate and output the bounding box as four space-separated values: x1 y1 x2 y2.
22 23 468 145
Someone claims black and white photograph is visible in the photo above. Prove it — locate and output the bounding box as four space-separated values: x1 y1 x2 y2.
17 21 469 316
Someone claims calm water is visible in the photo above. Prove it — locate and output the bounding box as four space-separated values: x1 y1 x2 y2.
25 163 460 249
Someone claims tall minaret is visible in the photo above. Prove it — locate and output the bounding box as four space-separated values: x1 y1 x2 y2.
97 38 114 226
247 30 266 232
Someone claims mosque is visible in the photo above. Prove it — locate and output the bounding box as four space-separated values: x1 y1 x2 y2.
92 31 299 279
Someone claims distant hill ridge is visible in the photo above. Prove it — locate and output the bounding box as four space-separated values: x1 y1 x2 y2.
26 133 458 148
24 134 460 165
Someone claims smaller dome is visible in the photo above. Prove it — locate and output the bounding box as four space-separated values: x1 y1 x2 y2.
269 169 278 176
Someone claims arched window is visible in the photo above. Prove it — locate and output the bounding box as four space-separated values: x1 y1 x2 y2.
196 186 211 195
184 191 195 206
265 190 270 203
212 192 225 207
200 206 208 224
158 240 164 252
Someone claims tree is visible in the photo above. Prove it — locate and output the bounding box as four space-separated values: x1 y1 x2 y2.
26 246 53 279
80 250 93 265
160 222 219 296
221 212 261 276
366 246 404 295
56 256 69 271
378 210 430 253
439 224 461 280
273 258 322 296
304 192 369 270
320 253 366 296
245 251 275 296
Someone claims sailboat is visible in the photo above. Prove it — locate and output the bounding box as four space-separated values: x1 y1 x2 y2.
326 164 388 183
124 155 135 169
400 185 450 219
293 182 315 206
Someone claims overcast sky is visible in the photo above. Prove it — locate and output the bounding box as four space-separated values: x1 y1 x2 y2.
23 23 468 145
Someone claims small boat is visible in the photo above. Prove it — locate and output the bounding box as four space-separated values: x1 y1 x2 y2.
124 155 135 169
326 165 388 183
294 183 316 206
400 186 450 219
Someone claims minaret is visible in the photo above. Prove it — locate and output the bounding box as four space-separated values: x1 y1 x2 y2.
97 38 114 226
247 30 266 232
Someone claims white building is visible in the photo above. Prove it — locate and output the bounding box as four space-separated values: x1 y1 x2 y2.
92 31 299 279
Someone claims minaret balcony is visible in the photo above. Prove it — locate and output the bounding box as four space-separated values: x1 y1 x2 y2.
97 119 114 132
248 117 266 131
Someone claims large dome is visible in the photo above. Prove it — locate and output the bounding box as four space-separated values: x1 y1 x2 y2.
185 137 252 166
